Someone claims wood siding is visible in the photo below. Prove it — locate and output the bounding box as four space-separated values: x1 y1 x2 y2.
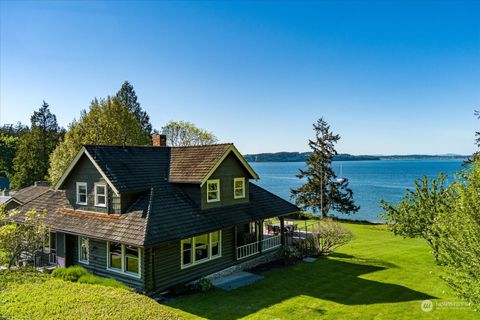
66 234 145 290
63 155 116 214
147 227 238 292
201 153 250 209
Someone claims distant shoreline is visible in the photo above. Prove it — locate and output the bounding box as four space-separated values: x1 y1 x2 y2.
244 152 469 162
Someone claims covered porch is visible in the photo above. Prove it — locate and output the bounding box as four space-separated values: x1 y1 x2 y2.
235 217 293 260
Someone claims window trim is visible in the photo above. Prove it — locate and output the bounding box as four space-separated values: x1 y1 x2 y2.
78 237 90 265
206 179 221 203
181 230 222 269
234 177 246 199
94 183 107 207
76 182 87 205
106 242 142 278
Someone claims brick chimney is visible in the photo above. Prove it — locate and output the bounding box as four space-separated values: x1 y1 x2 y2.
152 134 167 147
34 181 51 187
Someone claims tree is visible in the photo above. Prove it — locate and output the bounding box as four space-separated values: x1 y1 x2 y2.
0 135 20 179
380 174 452 263
161 120 218 147
464 110 480 165
116 81 152 138
291 118 359 217
0 205 46 269
48 96 151 184
10 102 63 189
436 163 480 308
0 122 29 137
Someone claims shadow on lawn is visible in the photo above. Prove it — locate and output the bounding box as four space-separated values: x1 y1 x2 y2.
169 256 436 320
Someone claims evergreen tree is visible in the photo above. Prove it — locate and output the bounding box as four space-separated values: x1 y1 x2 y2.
48 96 151 184
116 81 152 138
0 135 20 179
291 118 359 217
10 102 63 189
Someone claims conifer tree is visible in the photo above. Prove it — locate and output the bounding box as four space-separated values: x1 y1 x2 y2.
291 118 359 217
11 102 63 189
116 81 152 139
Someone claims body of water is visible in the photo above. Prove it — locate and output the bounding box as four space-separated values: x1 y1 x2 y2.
250 160 464 223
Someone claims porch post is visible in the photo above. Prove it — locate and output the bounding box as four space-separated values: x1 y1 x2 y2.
234 225 238 260
258 220 263 253
280 216 285 246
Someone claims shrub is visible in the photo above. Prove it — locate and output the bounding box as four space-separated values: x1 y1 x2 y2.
51 266 88 282
78 274 130 290
194 277 213 292
283 245 303 263
302 219 354 256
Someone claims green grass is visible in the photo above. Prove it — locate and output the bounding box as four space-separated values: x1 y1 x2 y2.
0 223 477 319
0 269 184 320
167 223 478 319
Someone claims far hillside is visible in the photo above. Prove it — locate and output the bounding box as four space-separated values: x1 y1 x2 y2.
243 152 468 162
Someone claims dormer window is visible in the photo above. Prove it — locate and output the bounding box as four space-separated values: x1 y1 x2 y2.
94 183 107 207
234 177 245 199
76 182 87 205
207 179 220 203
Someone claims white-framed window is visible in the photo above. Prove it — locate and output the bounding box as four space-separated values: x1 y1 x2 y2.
234 177 246 199
206 179 220 203
76 182 87 205
181 231 222 268
107 242 141 277
78 237 89 264
94 183 107 207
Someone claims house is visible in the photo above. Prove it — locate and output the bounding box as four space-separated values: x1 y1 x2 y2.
12 136 300 292
1 182 51 211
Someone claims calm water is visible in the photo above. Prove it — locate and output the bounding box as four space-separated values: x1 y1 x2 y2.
250 160 464 223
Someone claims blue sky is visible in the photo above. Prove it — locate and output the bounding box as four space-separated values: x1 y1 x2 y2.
1 1 479 155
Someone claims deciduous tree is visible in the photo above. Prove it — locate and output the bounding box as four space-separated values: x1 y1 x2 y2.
380 174 452 263
0 206 46 269
436 164 480 308
291 118 359 217
48 96 150 184
161 120 218 147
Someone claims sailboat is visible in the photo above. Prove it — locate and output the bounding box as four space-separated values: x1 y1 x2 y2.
335 164 346 184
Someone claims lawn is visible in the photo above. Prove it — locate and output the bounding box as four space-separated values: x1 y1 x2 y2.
0 269 184 320
167 223 478 320
0 223 477 319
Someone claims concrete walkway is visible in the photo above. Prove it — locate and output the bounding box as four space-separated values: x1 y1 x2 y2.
210 271 264 291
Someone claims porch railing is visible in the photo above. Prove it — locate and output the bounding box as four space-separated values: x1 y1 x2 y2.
236 241 260 260
261 234 281 252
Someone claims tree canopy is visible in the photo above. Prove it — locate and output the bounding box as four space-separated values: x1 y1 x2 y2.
161 120 218 147
48 96 151 184
10 102 63 189
116 81 152 137
436 163 480 308
380 174 452 262
291 118 359 217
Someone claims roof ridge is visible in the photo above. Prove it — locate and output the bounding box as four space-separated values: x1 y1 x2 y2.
170 143 233 149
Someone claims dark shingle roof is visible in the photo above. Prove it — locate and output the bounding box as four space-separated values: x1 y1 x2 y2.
12 144 299 246
84 145 170 193
169 144 232 183
13 183 299 246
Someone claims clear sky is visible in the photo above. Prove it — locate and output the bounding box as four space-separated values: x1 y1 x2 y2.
1 1 479 155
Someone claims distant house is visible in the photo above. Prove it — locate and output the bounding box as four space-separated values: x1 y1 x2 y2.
1 182 51 211
12 136 299 292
